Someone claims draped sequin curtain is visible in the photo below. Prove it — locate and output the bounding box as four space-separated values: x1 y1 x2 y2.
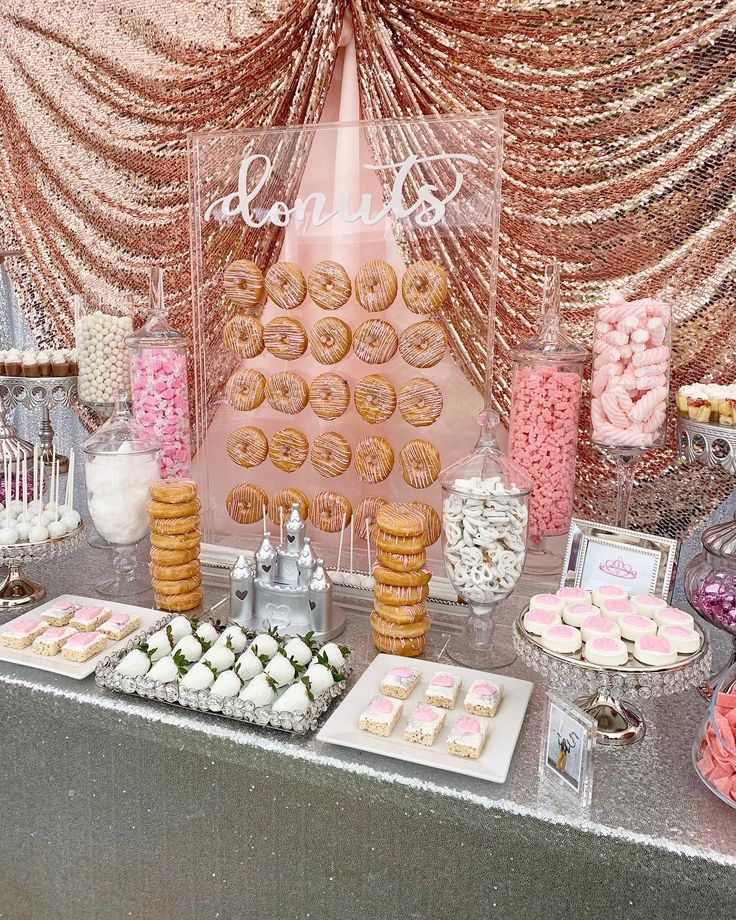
1 0 734 538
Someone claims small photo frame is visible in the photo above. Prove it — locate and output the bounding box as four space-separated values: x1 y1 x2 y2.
540 693 596 804
561 518 679 600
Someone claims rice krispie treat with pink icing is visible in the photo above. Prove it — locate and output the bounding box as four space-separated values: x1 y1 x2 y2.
41 601 79 627
32 626 76 656
463 679 503 717
380 665 421 700
404 703 446 746
99 613 140 641
69 606 111 632
61 631 108 662
359 696 403 736
447 715 488 760
2 618 47 649
425 672 461 709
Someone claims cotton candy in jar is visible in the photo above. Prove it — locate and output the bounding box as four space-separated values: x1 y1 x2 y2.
126 266 191 479
83 390 161 595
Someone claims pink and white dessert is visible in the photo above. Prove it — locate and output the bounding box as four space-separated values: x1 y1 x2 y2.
654 606 694 630
540 624 582 654
618 614 658 642
69 605 111 632
562 602 600 628
99 613 140 641
379 665 421 700
599 598 636 621
2 618 47 649
61 630 108 662
630 594 667 618
584 636 629 667
32 626 76 656
556 587 591 606
580 615 621 643
359 696 403 737
633 634 677 666
447 715 488 760
658 624 701 654
528 593 565 616
403 702 446 746
523 607 561 636
463 679 503 718
425 671 462 709
591 584 627 608
41 600 79 627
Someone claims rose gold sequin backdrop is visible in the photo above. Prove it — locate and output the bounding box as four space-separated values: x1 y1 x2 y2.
0 0 734 539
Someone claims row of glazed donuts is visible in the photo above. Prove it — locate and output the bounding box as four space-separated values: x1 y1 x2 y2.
225 370 443 426
223 313 447 369
223 259 448 315
226 426 442 488
225 485 441 544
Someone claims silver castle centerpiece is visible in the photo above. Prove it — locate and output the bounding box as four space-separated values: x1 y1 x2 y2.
229 503 345 641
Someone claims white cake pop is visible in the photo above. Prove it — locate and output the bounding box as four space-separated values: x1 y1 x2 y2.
8 500 23 515
47 521 68 539
27 499 44 513
15 521 31 542
28 525 49 543
61 511 81 530
0 526 19 545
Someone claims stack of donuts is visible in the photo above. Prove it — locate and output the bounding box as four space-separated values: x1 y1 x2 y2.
370 503 432 658
148 479 203 613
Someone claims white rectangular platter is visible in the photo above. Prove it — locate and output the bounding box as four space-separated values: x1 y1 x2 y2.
0 594 160 680
317 653 534 784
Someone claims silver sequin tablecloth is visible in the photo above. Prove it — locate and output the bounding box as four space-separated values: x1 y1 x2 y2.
1 544 735 920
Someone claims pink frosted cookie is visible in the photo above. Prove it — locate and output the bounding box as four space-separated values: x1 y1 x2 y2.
630 594 667 618
2 618 47 649
359 696 403 736
404 702 446 746
69 606 111 632
654 606 694 630
523 607 561 636
580 615 621 643
618 614 657 642
32 626 76 656
99 613 141 641
658 624 701 654
556 587 591 607
540 624 582 654
425 671 461 709
41 601 79 627
447 715 488 760
61 631 108 662
463 679 503 717
600 598 636 622
591 584 627 608
379 665 421 700
528 593 564 616
584 636 628 667
562 603 600 628
633 635 677 666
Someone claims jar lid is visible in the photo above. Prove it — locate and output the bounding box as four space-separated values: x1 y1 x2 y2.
125 267 188 348
512 264 588 364
702 516 736 558
83 391 161 455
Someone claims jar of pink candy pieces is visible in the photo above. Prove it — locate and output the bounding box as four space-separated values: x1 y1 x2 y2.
126 267 191 479
590 293 673 450
508 264 587 570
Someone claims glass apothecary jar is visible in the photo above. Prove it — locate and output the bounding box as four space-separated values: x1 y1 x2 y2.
126 267 191 479
83 390 161 596
693 661 736 811
74 293 133 410
441 408 533 669
508 264 587 572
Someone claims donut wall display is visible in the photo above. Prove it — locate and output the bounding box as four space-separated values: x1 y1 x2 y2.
188 115 503 571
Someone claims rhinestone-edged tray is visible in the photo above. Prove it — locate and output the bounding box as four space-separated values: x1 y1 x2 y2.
95 615 353 735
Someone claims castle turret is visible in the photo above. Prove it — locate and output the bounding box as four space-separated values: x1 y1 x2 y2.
229 554 254 624
278 502 305 583
297 537 316 587
307 558 333 634
255 533 277 585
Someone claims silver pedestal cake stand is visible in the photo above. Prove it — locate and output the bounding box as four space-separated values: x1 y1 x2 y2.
0 375 78 473
514 613 712 745
677 417 736 476
0 525 85 608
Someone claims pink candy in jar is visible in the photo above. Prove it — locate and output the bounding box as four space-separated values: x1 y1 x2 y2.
591 293 672 449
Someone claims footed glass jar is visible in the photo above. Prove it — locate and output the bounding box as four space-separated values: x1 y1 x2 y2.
693 661 736 810
74 293 133 410
126 267 191 478
83 390 161 596
441 409 532 669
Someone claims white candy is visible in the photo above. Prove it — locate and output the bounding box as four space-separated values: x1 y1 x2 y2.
201 643 235 672
265 652 298 687
239 673 276 707
305 662 334 695
86 449 159 544
148 656 181 682
15 521 31 542
115 649 151 676
47 521 68 539
272 682 311 714
283 637 313 666
77 309 133 405
209 669 242 698
179 661 216 690
250 633 280 659
235 649 264 681
61 510 82 530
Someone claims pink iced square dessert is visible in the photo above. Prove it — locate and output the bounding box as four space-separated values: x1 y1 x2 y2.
41 601 79 627
69 606 111 632
447 715 488 760
61 631 108 662
99 613 140 641
463 679 503 718
425 671 461 709
359 696 403 737
403 703 446 746
32 626 76 656
379 665 421 700
2 618 47 649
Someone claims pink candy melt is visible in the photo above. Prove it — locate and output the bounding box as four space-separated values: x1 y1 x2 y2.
529 609 557 624
43 627 66 638
457 716 481 734
585 616 614 631
666 626 690 637
624 616 651 628
75 606 102 620
474 681 496 696
548 625 572 637
534 594 559 606
593 638 619 652
598 585 625 597
632 594 660 605
568 603 595 615
558 588 586 599
413 704 438 723
641 636 669 652
10 619 41 634
369 697 393 714
431 674 454 687
605 600 632 613
662 608 688 623
110 614 129 625
391 667 414 679
67 632 97 647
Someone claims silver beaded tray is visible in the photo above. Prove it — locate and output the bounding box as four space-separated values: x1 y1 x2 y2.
95 614 353 735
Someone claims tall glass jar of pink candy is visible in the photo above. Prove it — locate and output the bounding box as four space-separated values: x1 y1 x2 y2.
508 264 587 575
126 267 191 479
590 292 673 526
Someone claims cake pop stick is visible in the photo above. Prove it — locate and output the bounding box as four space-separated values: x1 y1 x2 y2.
4 456 9 526
22 455 27 515
262 504 267 536
13 444 20 504
336 512 346 572
366 518 372 571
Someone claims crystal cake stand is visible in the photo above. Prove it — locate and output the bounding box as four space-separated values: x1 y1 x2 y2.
677 417 736 477
0 375 78 473
514 612 712 745
0 525 85 608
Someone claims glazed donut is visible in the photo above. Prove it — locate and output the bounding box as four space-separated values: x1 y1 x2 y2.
309 317 352 364
370 609 430 639
353 496 386 542
376 548 427 573
265 371 309 414
376 502 425 537
373 565 431 588
149 560 201 581
223 260 264 310
269 488 309 525
264 316 308 360
355 260 397 312
156 587 203 613
410 501 442 546
398 320 447 368
150 530 201 550
398 377 443 427
152 574 203 596
375 531 425 553
354 436 394 483
150 546 200 566
226 484 269 525
149 479 198 504
226 426 269 469
269 427 309 472
309 373 350 420
225 368 266 412
371 629 427 657
150 514 200 535
374 581 430 607
265 262 306 310
399 439 441 489
148 498 201 519
311 431 352 478
352 319 398 364
401 260 448 314
223 314 265 358
374 601 427 625
354 374 397 424
310 491 352 533
307 260 351 310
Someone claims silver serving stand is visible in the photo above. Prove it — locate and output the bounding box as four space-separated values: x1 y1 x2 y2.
0 375 78 472
677 417 736 477
0 524 85 608
514 611 712 745
95 615 353 735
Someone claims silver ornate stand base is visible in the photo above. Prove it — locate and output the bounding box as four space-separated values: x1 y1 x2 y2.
677 416 736 476
0 375 78 472
574 692 645 745
0 525 85 609
698 636 736 700
0 566 46 607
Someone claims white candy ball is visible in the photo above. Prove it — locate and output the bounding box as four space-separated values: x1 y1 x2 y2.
28 525 49 543
0 526 19 545
15 521 31 542
61 511 82 530
47 521 68 539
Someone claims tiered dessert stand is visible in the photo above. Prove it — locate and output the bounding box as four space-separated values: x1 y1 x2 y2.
0 524 85 608
0 375 78 472
677 417 736 477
